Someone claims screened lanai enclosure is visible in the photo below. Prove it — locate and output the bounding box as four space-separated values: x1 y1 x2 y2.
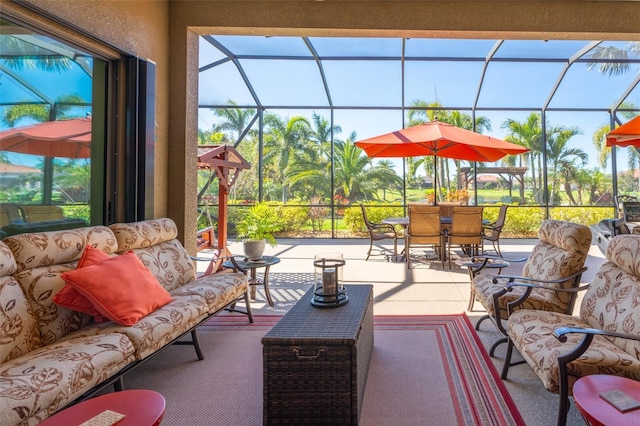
3 18 640 240
198 36 640 238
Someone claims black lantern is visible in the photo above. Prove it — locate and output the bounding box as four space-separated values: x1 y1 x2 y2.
312 253 348 308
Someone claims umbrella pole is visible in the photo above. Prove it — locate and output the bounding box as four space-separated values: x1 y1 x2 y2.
434 155 440 203
43 157 53 204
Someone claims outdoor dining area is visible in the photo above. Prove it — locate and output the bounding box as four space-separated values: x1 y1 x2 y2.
354 120 526 269
363 202 495 268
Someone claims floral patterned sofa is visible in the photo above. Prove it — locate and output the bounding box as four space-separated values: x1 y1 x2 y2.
0 218 251 426
503 233 640 426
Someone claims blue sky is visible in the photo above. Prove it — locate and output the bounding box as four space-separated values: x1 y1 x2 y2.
197 36 640 177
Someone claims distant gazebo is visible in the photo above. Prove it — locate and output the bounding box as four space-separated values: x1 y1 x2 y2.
197 144 250 251
459 167 528 204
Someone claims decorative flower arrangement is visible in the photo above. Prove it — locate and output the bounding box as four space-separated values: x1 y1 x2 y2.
445 189 470 204
333 194 350 206
424 191 435 204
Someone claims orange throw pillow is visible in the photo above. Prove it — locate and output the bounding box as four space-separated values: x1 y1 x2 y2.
61 251 172 326
54 246 111 322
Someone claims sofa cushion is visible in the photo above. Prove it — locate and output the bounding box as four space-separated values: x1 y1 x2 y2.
4 226 118 274
507 310 640 394
109 219 197 291
0 240 41 363
13 264 91 346
0 333 135 426
61 252 173 326
580 235 640 356
171 271 249 314
109 218 179 251
53 247 111 322
62 293 209 360
472 274 567 318
520 220 591 312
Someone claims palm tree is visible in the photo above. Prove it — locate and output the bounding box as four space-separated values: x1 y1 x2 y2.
1 94 89 127
546 126 587 204
406 100 493 199
1 36 75 73
332 134 402 202
372 159 403 201
263 114 314 203
211 100 257 143
503 113 543 202
592 105 639 170
587 42 640 77
197 128 227 144
310 112 341 146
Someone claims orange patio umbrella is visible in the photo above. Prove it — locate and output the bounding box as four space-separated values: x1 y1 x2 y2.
0 118 91 158
606 115 640 148
355 121 528 161
355 121 529 196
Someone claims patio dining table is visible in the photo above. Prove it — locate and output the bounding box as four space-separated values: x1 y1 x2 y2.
383 216 489 263
381 216 487 227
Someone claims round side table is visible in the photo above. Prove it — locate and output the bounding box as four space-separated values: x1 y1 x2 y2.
224 255 281 307
39 389 165 426
573 375 640 426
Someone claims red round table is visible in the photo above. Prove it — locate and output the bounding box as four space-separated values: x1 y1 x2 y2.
40 389 165 425
573 375 640 426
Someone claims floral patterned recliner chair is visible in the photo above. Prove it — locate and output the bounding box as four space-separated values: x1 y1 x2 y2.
470 220 592 356
503 234 640 426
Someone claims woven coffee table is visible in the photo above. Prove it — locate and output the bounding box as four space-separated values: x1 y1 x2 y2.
262 284 374 425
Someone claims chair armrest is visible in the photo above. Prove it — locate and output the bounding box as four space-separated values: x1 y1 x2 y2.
507 282 591 294
496 267 588 314
460 255 506 274
551 326 640 368
495 267 587 287
371 223 397 234
483 222 501 232
554 326 640 343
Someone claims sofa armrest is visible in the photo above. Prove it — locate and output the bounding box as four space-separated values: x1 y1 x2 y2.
190 252 245 276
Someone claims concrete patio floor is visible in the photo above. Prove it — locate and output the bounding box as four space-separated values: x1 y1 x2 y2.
209 236 606 318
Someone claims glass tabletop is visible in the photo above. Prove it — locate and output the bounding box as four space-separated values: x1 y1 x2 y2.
224 255 281 268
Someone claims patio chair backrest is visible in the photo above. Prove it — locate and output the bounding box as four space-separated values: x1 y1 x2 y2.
486 204 509 240
582 234 640 357
521 220 591 311
407 204 441 244
621 201 640 222
438 201 462 219
449 206 484 245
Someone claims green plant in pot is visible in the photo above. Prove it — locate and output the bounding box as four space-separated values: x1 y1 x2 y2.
236 202 280 260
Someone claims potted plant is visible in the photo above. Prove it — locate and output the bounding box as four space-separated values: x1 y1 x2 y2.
235 202 280 260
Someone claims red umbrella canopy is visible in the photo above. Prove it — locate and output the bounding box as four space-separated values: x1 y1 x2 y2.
354 121 528 161
606 116 640 148
0 118 91 158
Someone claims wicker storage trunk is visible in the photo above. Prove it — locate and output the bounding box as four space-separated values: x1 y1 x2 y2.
262 285 374 425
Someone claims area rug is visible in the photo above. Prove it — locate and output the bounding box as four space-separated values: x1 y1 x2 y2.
124 314 524 426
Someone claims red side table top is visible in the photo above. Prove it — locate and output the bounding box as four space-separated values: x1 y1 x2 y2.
40 389 165 426
573 375 640 426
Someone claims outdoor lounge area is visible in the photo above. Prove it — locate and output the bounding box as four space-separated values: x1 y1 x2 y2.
123 236 607 425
